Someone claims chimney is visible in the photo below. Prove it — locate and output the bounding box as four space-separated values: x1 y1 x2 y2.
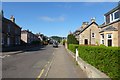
91 17 96 22
10 15 15 22
81 22 89 29
1 10 4 17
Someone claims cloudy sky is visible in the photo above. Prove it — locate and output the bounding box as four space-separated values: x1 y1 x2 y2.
2 2 118 37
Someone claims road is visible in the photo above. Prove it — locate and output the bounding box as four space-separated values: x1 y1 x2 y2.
2 45 87 79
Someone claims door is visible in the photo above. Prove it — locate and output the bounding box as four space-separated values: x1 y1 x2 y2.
108 39 112 46
84 39 88 45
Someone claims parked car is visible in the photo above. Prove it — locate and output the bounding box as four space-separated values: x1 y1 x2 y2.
53 41 58 48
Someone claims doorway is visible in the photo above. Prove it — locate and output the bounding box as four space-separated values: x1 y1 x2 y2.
108 39 112 46
84 39 88 45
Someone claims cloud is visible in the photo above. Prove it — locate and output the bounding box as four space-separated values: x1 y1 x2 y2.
40 16 65 22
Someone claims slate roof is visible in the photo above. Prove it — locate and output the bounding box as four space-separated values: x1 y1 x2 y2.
99 26 118 33
80 22 98 33
73 22 99 35
104 4 120 16
2 17 22 29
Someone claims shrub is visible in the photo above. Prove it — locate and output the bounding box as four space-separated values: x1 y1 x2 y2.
68 44 79 53
68 44 120 78
31 41 41 45
67 34 79 45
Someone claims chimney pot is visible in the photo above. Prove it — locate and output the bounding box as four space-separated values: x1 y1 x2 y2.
91 17 96 22
10 15 15 22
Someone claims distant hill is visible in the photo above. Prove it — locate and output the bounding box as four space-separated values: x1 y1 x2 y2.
50 36 63 43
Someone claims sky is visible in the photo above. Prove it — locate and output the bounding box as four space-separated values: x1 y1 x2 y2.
2 2 118 37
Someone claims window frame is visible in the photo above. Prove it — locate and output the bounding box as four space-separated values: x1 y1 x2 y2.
91 33 95 38
107 33 112 39
110 10 120 23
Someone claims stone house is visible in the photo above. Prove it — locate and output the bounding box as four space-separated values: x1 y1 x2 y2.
1 11 21 47
73 22 89 41
99 4 120 47
21 30 39 44
78 18 100 45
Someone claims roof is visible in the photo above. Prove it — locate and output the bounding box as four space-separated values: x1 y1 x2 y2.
100 19 120 28
99 26 118 33
2 17 22 29
21 30 32 34
80 22 99 33
104 4 120 16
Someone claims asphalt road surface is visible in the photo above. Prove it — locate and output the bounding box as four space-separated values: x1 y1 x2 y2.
2 45 87 79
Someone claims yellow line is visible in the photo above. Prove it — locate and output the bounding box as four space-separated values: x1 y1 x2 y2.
36 69 44 80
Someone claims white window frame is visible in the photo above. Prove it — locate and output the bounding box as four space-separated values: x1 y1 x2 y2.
106 33 113 46
110 10 120 23
101 40 104 44
91 33 95 38
100 34 104 44
107 34 112 39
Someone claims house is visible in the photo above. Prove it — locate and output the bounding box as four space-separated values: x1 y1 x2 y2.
21 30 39 44
99 3 120 47
35 33 43 41
73 22 89 41
1 11 21 47
78 18 100 45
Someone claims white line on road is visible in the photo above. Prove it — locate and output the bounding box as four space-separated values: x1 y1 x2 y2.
45 52 55 77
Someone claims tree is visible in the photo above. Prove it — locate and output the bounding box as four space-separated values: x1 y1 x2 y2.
67 34 79 45
51 36 62 43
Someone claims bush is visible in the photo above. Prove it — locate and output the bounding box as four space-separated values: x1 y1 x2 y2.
31 41 41 45
68 44 120 78
67 34 79 45
68 44 79 53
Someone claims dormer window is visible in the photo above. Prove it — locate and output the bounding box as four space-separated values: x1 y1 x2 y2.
114 10 119 19
110 10 120 22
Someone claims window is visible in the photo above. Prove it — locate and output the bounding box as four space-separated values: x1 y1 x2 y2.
101 34 104 44
92 33 95 38
102 40 104 44
111 13 113 21
2 37 4 45
110 10 120 22
106 15 110 24
107 34 112 39
114 11 119 19
15 37 18 45
101 34 104 39
15 29 18 34
8 24 11 32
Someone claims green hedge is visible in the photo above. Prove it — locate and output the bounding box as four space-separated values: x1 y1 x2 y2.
68 44 120 78
68 44 79 53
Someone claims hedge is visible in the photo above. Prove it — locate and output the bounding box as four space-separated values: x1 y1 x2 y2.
68 44 120 78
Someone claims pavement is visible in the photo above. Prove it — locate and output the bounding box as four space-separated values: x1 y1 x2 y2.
46 45 87 78
2 45 87 79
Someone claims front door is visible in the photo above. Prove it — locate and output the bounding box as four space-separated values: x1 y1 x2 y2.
108 39 112 46
84 39 88 45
